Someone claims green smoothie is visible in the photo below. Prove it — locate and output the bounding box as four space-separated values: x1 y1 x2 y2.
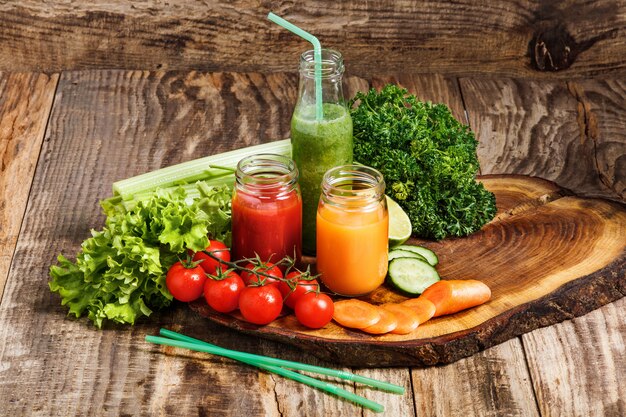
291 103 353 254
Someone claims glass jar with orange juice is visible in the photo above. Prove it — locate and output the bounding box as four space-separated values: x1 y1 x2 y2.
316 165 388 296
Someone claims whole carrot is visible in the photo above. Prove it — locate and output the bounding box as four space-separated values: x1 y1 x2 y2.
419 280 491 317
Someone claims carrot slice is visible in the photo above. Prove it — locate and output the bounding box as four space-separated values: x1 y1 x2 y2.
401 298 437 324
419 279 491 317
333 299 381 329
362 307 398 334
382 304 420 334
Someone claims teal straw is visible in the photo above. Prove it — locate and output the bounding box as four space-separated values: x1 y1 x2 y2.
158 328 404 394
268 12 323 121
146 334 384 413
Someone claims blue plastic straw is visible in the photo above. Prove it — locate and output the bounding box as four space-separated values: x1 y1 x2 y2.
268 12 323 121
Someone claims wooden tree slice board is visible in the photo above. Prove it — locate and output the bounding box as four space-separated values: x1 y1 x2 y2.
190 174 626 367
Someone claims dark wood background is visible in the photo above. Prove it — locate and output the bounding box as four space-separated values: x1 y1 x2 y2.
0 0 625 77
0 69 623 417
0 1 624 415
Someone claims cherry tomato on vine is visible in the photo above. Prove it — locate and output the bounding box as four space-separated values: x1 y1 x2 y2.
277 271 319 309
191 240 231 275
166 261 207 302
203 271 245 313
240 262 283 286
295 292 334 329
238 285 283 325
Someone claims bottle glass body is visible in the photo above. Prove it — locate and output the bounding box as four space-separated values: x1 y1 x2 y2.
290 49 353 255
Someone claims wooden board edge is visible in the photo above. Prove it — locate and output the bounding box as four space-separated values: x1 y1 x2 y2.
190 248 625 367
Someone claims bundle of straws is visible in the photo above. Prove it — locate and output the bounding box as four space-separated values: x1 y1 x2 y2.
147 329 405 413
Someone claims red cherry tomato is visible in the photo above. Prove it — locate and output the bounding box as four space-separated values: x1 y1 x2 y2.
277 271 319 309
191 240 231 275
240 262 283 286
238 285 283 325
295 292 334 329
203 271 245 313
166 261 207 302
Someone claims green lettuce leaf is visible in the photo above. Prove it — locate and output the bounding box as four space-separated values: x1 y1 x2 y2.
49 182 232 328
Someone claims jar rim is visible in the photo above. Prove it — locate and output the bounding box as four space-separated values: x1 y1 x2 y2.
236 154 299 195
299 49 344 79
321 164 385 208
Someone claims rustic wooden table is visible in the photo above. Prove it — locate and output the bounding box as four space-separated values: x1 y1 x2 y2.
0 70 624 416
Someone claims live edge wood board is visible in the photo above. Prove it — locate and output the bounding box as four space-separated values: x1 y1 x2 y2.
191 174 626 367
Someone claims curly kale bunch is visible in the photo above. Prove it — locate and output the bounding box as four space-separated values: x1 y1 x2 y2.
350 84 496 240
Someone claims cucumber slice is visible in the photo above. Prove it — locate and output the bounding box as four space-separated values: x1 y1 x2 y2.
395 245 438 266
388 249 428 263
387 257 440 295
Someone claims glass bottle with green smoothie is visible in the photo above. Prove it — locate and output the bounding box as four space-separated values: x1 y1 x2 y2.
291 49 353 255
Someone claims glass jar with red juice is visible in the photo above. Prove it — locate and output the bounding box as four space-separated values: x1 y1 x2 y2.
231 154 302 264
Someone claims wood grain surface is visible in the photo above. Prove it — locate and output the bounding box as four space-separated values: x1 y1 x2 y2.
0 69 623 416
457 75 626 417
0 72 58 301
354 75 539 414
412 338 540 416
523 297 626 417
567 79 626 200
0 70 302 416
1 1 625 78
0 70 417 416
192 175 626 365
460 78 626 202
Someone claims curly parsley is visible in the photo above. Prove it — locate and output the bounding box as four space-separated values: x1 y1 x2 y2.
350 84 496 240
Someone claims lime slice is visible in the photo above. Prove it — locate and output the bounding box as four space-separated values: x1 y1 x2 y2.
386 195 412 247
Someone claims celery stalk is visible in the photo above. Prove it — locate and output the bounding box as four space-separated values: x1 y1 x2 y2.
113 139 292 200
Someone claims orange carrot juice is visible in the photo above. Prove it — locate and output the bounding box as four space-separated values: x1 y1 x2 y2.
316 165 388 296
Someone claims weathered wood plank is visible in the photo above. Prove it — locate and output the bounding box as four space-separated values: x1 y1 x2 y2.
412 339 540 417
461 75 626 417
367 75 539 414
567 79 626 200
355 368 415 417
522 297 626 417
268 359 369 416
459 78 625 202
2 68 621 416
0 72 58 301
0 1 625 77
0 70 332 416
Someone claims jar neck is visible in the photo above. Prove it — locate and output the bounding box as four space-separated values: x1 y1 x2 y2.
235 154 299 197
296 49 346 112
320 165 385 210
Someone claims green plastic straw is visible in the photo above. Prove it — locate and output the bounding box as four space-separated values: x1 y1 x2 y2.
146 334 384 413
158 328 404 394
268 12 323 121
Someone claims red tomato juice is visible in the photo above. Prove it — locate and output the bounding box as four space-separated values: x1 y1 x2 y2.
231 188 302 264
